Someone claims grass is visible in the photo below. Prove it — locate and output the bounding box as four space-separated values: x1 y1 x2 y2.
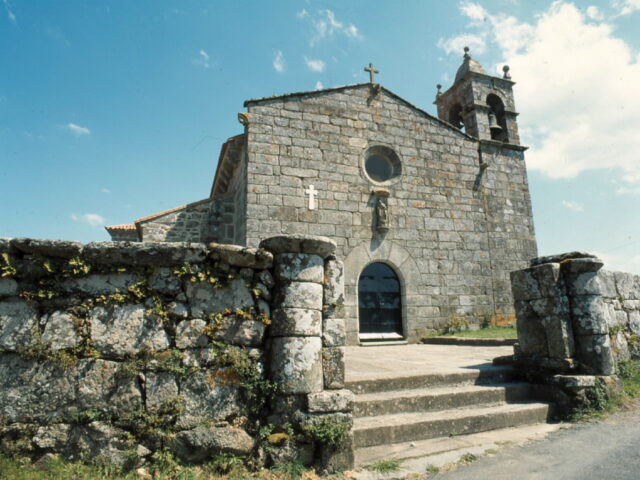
0 453 342 480
368 458 401 474
441 326 517 339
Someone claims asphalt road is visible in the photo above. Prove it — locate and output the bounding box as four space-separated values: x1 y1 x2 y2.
433 405 640 480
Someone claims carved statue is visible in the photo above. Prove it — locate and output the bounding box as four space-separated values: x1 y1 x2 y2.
376 198 389 233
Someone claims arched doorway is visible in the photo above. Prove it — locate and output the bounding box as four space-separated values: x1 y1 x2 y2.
358 262 403 337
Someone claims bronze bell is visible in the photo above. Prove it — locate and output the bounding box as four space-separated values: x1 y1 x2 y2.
488 113 502 133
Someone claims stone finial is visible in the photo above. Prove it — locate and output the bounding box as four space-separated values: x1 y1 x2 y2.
436 84 442 99
502 65 511 80
463 46 470 59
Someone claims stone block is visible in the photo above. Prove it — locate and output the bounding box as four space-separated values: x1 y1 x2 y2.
629 311 640 335
569 295 608 335
514 302 547 356
0 278 17 297
614 271 640 300
307 389 354 413
322 318 346 347
208 243 273 269
560 257 604 274
77 359 143 417
257 270 275 288
42 311 81 351
530 296 568 317
259 234 337 259
565 270 616 297
90 305 170 358
149 268 182 294
551 374 597 390
574 334 615 375
324 257 345 306
82 241 207 266
270 308 321 337
0 354 78 423
275 253 324 283
510 268 542 301
169 426 255 463
186 278 255 318
269 336 323 393
61 273 138 296
0 298 39 351
10 238 83 258
179 372 242 426
543 315 574 359
145 372 180 411
175 319 208 349
322 347 345 389
209 316 266 347
274 282 323 310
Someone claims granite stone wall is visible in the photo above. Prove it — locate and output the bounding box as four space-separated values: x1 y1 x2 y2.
511 252 640 410
243 84 536 342
138 199 213 243
0 235 353 471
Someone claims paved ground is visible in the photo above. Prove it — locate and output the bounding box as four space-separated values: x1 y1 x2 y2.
433 405 640 480
345 344 514 382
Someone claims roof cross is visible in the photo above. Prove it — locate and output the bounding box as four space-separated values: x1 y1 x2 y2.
364 63 379 84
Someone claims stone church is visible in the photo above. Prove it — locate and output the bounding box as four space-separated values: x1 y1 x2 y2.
106 49 537 345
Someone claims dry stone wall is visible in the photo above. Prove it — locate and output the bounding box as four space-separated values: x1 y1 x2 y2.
0 235 353 472
510 252 640 410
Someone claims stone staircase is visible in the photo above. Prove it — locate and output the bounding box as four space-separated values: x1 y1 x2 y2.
346 361 553 468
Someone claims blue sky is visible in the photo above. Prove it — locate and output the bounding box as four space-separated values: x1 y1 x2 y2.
1 0 639 273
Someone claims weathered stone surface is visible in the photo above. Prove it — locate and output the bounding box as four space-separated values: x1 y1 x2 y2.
274 253 324 283
323 257 345 306
629 310 640 336
0 298 39 351
82 241 207 266
257 270 275 288
208 243 273 269
575 334 615 375
307 389 354 413
170 426 255 463
322 347 345 389
77 359 142 416
530 251 597 267
10 238 83 258
69 422 140 466
564 270 617 297
179 371 242 426
260 235 337 259
560 257 604 274
514 301 547 356
543 315 574 359
269 336 323 393
274 282 323 310
550 374 597 389
145 372 179 411
90 305 170 357
149 268 182 294
175 319 208 349
510 268 542 301
0 354 77 423
270 308 321 337
33 423 72 450
614 271 640 300
168 301 189 318
570 296 608 335
186 278 254 318
62 274 138 295
322 318 346 347
0 278 18 296
208 316 266 347
42 311 80 350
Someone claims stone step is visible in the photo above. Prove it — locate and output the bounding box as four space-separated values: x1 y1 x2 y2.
353 401 552 448
354 382 533 417
346 365 517 395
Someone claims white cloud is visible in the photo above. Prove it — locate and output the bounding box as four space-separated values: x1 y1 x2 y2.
561 200 584 212
460 2 488 24
66 123 90 136
273 50 285 73
193 49 210 69
586 6 604 20
71 213 106 227
441 2 640 187
437 33 486 56
305 57 326 72
315 81 324 90
299 9 362 46
101 188 111 194
612 0 640 16
3 0 16 25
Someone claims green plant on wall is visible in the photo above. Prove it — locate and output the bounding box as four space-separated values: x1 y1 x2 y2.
0 253 17 277
300 415 350 448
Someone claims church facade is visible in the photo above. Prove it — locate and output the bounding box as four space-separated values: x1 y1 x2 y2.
106 50 537 344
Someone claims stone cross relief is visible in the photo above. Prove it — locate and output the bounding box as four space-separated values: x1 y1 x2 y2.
305 185 317 210
376 196 389 233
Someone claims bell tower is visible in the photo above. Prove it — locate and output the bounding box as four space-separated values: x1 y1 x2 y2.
434 47 520 145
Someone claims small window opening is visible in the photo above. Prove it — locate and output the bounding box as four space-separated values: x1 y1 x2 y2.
449 104 465 132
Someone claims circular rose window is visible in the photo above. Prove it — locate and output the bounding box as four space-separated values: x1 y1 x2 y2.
363 145 402 184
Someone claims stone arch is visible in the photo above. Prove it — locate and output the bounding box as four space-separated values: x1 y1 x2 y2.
343 240 422 344
486 93 508 142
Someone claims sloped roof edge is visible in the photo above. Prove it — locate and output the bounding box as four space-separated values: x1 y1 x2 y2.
134 197 212 225
243 83 477 141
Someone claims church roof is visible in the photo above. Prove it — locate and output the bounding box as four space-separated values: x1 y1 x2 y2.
455 54 486 83
104 224 136 231
244 83 477 141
